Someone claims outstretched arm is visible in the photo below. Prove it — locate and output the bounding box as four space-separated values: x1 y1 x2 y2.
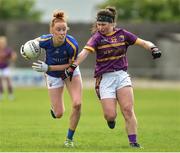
61 48 90 80
74 48 90 65
135 38 161 59
32 46 90 73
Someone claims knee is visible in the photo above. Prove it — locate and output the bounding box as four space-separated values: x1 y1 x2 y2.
122 105 133 120
54 109 64 118
72 102 81 112
104 112 117 121
55 112 64 118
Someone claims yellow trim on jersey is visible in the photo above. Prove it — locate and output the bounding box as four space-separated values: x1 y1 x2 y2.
97 42 125 49
66 38 77 62
105 31 117 36
96 54 125 62
125 41 130 45
38 37 52 41
84 46 95 52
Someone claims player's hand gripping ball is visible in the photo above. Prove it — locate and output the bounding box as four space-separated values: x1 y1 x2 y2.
20 40 41 60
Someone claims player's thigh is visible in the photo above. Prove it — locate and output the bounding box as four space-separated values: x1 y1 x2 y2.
48 87 64 110
116 86 134 110
45 74 65 110
101 98 117 117
65 75 82 105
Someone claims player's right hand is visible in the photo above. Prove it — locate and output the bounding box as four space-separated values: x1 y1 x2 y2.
32 60 49 72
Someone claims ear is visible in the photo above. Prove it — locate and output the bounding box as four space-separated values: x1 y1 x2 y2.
112 22 116 28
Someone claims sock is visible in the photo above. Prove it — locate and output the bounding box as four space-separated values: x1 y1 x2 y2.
128 134 137 143
67 128 75 140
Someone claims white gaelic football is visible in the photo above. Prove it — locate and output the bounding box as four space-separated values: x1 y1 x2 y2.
20 39 41 60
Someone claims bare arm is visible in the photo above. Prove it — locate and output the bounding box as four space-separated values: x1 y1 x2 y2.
48 64 70 71
74 48 90 66
135 38 157 51
46 48 91 71
40 49 90 71
60 48 91 80
135 38 161 59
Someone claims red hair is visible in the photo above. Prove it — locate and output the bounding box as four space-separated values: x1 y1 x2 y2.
50 10 67 32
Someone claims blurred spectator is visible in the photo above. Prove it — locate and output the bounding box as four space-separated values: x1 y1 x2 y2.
0 36 17 101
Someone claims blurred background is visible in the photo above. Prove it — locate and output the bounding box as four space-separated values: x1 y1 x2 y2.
0 0 180 87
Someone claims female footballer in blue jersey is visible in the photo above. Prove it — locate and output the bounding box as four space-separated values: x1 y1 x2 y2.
30 10 82 147
62 6 161 148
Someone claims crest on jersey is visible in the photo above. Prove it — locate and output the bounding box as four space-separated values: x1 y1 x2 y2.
54 49 60 54
119 35 125 41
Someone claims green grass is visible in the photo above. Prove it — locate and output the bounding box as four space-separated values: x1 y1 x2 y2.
0 87 180 152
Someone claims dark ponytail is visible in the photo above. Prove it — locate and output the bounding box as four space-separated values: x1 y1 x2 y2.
105 6 117 18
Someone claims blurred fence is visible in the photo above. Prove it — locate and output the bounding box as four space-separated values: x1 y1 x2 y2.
11 68 45 87
1 21 180 80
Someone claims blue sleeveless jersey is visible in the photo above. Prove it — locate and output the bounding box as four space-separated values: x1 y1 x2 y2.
39 34 78 78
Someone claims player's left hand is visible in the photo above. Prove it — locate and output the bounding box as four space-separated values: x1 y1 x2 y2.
32 60 49 72
151 47 162 59
61 64 77 81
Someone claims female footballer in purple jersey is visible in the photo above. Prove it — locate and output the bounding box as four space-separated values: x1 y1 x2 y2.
0 36 17 101
29 10 82 147
62 6 161 148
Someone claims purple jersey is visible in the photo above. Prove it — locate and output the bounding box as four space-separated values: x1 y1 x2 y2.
84 28 137 77
0 47 12 69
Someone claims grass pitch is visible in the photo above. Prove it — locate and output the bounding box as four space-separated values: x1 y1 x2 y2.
0 87 180 152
